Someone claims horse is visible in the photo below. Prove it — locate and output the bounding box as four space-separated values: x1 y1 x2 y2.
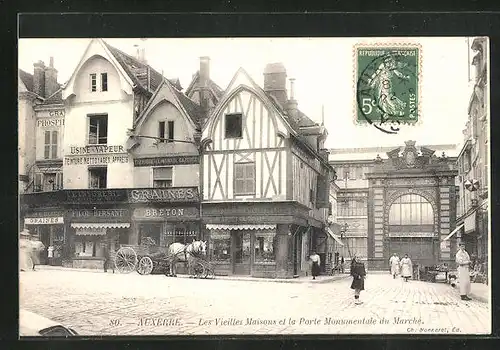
167 240 207 277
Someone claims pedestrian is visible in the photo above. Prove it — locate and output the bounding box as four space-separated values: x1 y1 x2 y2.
400 254 413 282
47 245 54 266
455 243 472 301
340 256 345 274
310 251 321 280
350 255 366 305
103 241 115 273
389 253 400 279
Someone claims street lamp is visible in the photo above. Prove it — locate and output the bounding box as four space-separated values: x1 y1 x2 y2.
339 222 352 259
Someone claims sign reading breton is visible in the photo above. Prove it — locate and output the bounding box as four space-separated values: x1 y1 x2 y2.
133 207 199 219
65 145 129 165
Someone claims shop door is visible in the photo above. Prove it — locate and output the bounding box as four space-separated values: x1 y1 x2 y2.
39 226 50 264
389 237 435 266
232 231 251 275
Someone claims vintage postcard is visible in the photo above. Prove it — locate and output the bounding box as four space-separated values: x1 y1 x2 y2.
18 37 490 336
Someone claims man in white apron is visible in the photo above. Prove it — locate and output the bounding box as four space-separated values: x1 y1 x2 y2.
389 253 400 279
455 243 472 301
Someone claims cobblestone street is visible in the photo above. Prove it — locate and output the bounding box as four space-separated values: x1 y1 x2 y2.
19 269 490 336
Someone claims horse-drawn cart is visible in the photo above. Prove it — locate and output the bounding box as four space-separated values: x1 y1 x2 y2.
113 237 214 278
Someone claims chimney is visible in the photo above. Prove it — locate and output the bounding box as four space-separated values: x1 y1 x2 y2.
199 57 211 121
44 56 59 98
263 63 288 107
284 78 299 122
33 60 45 97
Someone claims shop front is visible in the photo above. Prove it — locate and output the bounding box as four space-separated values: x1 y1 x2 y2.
67 208 131 269
23 211 66 265
203 201 314 278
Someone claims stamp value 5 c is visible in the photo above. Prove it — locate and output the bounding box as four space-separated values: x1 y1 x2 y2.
355 44 421 133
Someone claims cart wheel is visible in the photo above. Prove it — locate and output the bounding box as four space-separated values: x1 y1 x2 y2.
114 247 137 273
137 256 154 275
204 267 215 279
193 262 205 278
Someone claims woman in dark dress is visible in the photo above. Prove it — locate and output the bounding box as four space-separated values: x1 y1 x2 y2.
350 255 366 305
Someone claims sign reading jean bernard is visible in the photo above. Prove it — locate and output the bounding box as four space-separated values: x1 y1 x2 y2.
355 44 420 134
64 145 129 165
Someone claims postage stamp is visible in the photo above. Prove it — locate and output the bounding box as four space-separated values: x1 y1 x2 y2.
354 44 421 133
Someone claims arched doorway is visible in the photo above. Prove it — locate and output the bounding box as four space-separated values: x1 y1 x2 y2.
387 194 436 266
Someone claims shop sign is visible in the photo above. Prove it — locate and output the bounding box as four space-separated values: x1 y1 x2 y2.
25 217 64 225
133 207 199 219
134 155 200 167
37 118 64 127
65 145 129 166
69 145 126 155
65 154 129 166
128 187 199 203
65 190 128 204
71 209 129 218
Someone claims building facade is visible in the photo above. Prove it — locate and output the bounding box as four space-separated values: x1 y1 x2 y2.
20 39 204 269
456 37 489 270
201 63 333 278
330 142 459 270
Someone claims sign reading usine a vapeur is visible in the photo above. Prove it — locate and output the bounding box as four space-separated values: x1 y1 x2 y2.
65 145 129 166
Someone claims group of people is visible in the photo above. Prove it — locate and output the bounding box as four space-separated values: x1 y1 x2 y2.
309 242 474 305
389 253 414 282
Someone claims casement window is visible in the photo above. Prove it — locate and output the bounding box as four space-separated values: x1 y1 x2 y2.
89 167 107 189
234 162 255 195
88 115 108 145
44 130 58 159
389 194 433 226
90 73 108 92
90 74 97 92
34 172 63 192
101 73 108 92
225 113 243 138
153 167 173 188
158 121 175 142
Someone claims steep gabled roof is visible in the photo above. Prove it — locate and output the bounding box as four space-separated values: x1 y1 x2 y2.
134 77 204 131
43 89 63 104
19 70 34 92
185 71 224 100
102 41 181 93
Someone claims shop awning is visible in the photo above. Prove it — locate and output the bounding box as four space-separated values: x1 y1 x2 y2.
75 228 107 236
442 223 465 241
206 224 276 230
326 227 344 246
71 223 130 229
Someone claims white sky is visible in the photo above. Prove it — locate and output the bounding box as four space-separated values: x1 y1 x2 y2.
18 37 475 149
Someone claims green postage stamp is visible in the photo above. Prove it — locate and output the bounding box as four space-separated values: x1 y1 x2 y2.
355 44 421 131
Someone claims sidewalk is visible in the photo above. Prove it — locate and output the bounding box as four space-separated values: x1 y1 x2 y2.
30 265 350 284
451 281 490 303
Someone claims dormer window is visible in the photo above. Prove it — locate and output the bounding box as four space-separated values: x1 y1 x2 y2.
225 113 243 139
89 73 108 92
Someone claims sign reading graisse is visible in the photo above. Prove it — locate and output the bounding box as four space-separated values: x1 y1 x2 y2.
25 217 64 225
134 155 200 167
129 188 199 203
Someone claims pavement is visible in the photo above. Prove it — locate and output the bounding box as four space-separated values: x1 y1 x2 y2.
31 265 350 284
19 268 491 336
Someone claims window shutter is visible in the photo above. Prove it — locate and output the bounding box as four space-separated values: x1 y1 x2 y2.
168 121 175 141
52 131 58 159
316 174 329 208
34 173 42 192
56 172 63 190
153 167 172 180
44 131 51 159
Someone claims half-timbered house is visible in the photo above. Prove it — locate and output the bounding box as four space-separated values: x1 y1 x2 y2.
201 63 333 278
